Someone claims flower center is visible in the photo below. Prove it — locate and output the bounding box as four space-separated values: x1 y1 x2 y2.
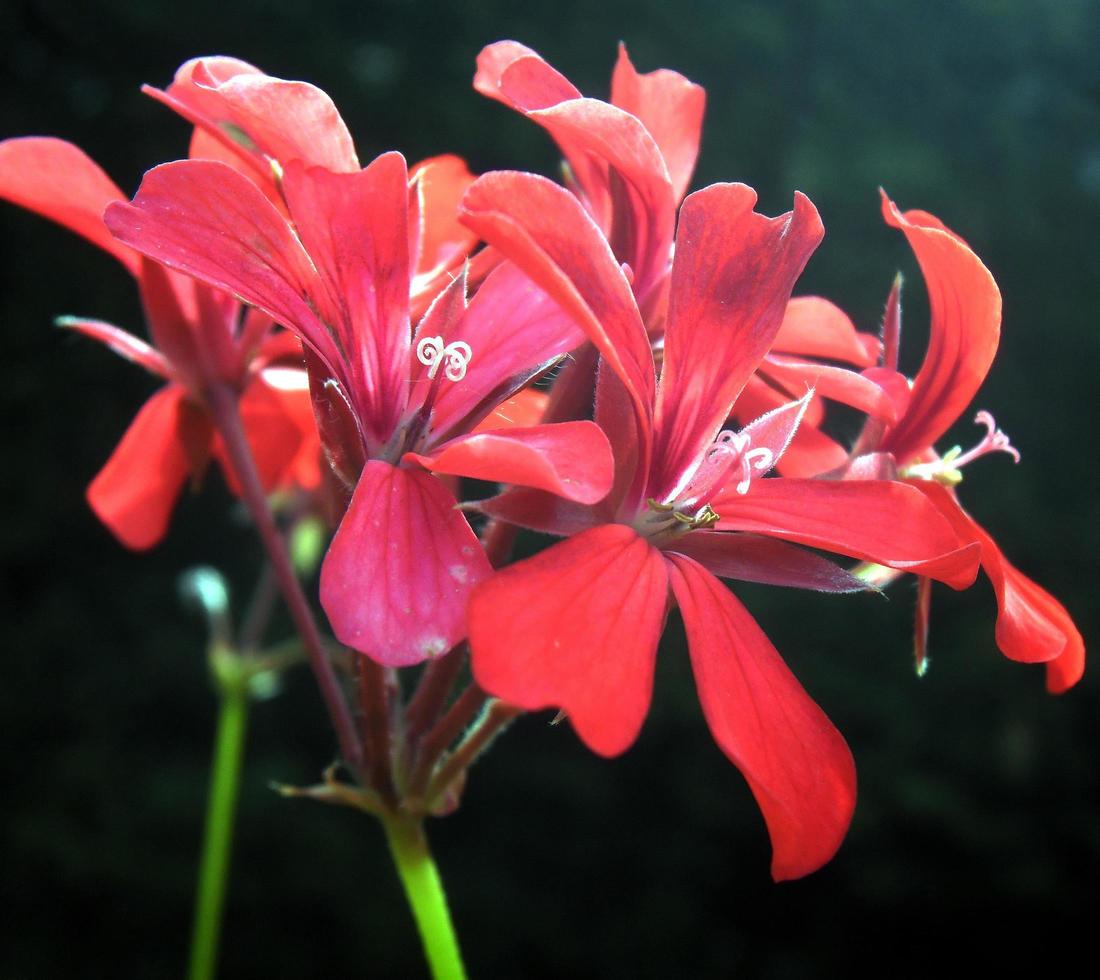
634 498 720 546
900 411 1020 486
416 335 472 382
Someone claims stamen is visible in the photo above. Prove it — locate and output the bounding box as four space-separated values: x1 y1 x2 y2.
901 410 1019 485
736 447 775 495
416 335 472 382
951 410 1020 468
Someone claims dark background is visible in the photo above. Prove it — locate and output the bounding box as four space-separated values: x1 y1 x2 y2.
1 1 1097 977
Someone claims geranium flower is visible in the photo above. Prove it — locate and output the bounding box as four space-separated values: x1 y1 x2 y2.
460 171 980 879
842 193 1084 691
106 153 612 666
0 137 317 549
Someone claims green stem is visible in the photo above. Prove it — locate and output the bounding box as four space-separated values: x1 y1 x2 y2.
188 662 250 980
381 815 467 980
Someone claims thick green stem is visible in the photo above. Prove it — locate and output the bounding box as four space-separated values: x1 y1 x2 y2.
381 815 467 980
188 662 250 980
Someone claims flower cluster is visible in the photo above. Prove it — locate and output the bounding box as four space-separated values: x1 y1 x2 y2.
1 42 1083 883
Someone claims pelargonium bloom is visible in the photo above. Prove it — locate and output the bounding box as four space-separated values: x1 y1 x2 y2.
460 171 980 879
0 137 317 549
106 152 612 666
842 193 1084 691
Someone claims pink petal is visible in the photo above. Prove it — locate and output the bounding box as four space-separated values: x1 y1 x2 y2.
86 385 193 550
670 531 869 593
469 524 669 756
712 478 981 589
665 553 856 881
474 42 581 107
610 43 705 204
406 421 613 505
0 137 140 276
320 462 491 666
880 192 1001 460
772 296 879 366
57 316 171 379
281 154 412 442
651 186 824 500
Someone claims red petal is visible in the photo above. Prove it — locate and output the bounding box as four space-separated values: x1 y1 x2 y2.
407 421 612 505
0 137 140 276
880 192 1001 459
912 481 1084 686
474 42 581 107
281 154 412 443
472 486 602 537
670 531 869 593
86 386 192 550
473 390 549 432
469 524 669 755
772 296 878 366
760 355 906 424
57 317 171 379
320 462 492 666
665 554 856 881
213 375 305 495
409 154 478 284
610 43 705 204
712 478 980 589
652 187 824 500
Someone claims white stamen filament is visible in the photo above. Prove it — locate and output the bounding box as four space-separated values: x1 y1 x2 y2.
736 447 775 495
416 335 472 382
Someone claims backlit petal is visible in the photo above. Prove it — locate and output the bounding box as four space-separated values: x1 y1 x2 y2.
772 296 879 366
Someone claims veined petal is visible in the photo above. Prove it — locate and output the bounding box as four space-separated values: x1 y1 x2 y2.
471 486 602 537
57 317 171 379
651 186 824 500
469 524 669 756
406 421 612 505
671 532 869 593
105 160 342 374
665 554 856 881
610 43 705 204
712 478 980 589
281 154 412 442
86 385 193 550
911 480 1084 685
0 137 140 276
773 296 879 366
319 462 491 667
880 192 1001 459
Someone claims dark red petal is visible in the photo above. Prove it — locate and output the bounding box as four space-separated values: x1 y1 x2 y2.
712 478 980 589
86 385 192 550
407 421 612 505
471 486 602 537
880 192 1001 459
469 524 668 756
772 296 879 366
651 187 823 501
610 43 705 204
57 317 172 379
320 462 492 667
671 532 869 593
214 375 305 495
281 154 412 442
105 160 342 373
911 481 1084 685
665 554 856 881
0 137 140 276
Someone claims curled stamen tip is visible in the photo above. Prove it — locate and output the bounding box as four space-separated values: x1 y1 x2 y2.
416 334 473 382
973 410 1021 463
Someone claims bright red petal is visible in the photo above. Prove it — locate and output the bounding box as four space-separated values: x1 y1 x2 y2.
665 554 856 881
469 524 669 756
86 385 193 550
712 478 980 589
772 296 879 366
652 187 824 500
0 137 140 276
473 390 549 432
407 421 612 505
409 154 478 283
610 43 705 204
319 462 491 667
880 192 1001 460
760 356 905 424
214 375 305 495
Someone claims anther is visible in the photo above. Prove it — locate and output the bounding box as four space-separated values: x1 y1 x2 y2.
416 335 472 382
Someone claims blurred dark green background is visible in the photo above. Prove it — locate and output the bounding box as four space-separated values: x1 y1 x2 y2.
2 1 1097 977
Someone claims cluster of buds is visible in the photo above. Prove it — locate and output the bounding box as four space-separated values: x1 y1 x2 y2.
0 41 1083 883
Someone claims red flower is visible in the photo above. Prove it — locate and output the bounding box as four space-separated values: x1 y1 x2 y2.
461 172 979 879
0 137 317 549
106 152 613 666
843 193 1084 691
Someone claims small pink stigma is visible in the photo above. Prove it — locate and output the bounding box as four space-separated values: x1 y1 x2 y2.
952 411 1021 469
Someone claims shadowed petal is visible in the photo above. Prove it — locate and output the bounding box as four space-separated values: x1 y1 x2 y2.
406 421 613 505
86 385 192 550
320 462 491 666
760 356 905 423
772 296 879 366
469 524 668 756
57 317 171 379
666 553 856 881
